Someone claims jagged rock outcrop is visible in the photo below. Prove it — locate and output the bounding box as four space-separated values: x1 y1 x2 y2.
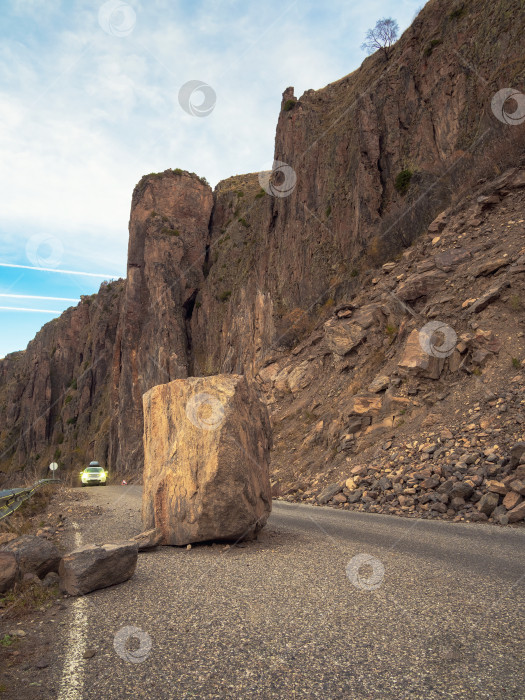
0 0 524 488
265 165 525 524
109 170 214 472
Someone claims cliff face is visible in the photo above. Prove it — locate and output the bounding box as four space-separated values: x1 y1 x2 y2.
191 0 525 375
0 281 123 476
0 0 524 481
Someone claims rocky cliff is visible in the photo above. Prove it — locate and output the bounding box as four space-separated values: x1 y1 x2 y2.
191 0 525 372
109 170 214 472
0 280 123 474
264 164 525 525
1 0 524 497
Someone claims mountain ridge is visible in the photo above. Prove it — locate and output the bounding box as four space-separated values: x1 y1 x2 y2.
1 0 524 519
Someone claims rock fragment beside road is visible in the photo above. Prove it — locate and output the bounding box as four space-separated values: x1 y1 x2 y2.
0 535 61 592
59 542 138 596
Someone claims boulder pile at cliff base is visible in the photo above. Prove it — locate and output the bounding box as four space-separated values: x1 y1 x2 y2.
281 441 525 525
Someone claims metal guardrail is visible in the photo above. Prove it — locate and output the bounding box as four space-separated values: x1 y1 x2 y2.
0 478 61 521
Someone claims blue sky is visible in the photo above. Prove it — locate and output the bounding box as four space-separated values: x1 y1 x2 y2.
0 0 423 358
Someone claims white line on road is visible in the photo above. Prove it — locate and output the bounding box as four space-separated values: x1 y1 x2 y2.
57 523 88 700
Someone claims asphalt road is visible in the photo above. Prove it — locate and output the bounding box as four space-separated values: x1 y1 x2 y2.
50 486 524 699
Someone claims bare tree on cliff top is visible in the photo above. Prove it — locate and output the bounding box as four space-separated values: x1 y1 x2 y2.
361 18 399 60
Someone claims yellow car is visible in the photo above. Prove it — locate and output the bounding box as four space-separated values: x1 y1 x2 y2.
80 462 108 486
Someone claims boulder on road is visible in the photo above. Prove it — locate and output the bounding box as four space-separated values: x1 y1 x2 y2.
0 535 60 579
142 374 272 546
59 542 139 596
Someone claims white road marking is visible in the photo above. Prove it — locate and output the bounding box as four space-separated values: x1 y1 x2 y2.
57 523 89 700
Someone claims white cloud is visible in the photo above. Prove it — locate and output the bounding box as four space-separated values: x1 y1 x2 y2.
0 0 424 276
10 0 62 14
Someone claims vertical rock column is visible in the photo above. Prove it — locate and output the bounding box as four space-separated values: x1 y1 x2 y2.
110 171 214 473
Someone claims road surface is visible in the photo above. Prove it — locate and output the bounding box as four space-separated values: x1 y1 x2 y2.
39 487 525 698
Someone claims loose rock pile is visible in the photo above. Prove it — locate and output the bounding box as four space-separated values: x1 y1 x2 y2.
0 533 141 596
296 442 525 524
266 168 525 526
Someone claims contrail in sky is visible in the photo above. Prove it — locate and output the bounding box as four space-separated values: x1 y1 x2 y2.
0 262 119 278
0 294 79 302
0 307 62 314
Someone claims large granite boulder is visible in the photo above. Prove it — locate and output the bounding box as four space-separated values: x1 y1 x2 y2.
142 374 272 545
59 542 139 596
